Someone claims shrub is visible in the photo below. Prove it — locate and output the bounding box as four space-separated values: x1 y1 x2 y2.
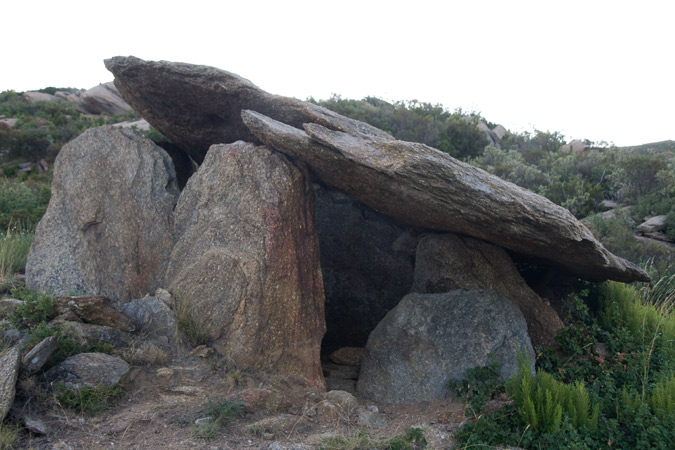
0 227 32 290
173 295 210 347
447 355 503 415
192 397 242 439
54 382 123 414
319 427 427 450
0 423 19 450
10 286 56 326
506 352 599 433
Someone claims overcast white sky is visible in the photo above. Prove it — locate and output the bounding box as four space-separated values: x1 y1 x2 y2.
3 0 673 146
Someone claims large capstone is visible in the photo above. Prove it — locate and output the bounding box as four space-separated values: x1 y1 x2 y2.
164 141 326 388
26 126 179 302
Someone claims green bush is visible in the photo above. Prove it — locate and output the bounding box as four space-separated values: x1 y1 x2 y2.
454 280 675 449
55 382 123 414
192 397 243 439
0 176 50 230
0 228 33 290
506 352 599 433
447 355 503 415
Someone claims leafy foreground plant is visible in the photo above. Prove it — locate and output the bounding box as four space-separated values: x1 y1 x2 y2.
320 427 427 450
447 355 503 416
9 285 56 326
453 280 675 449
506 351 599 433
192 397 243 440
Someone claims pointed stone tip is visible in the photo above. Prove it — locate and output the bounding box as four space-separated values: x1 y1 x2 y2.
104 56 143 73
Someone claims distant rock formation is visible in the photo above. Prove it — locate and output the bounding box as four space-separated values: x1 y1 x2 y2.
77 82 133 116
636 215 672 243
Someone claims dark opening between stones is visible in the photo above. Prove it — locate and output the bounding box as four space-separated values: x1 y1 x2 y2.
314 183 415 357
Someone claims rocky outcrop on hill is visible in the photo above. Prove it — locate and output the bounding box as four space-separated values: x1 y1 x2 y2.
77 82 133 116
26 127 179 302
165 141 326 387
357 290 535 404
636 215 671 242
104 56 647 284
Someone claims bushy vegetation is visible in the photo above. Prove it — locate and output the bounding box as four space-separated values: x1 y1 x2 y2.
453 280 675 449
54 382 123 414
320 427 427 450
0 89 138 165
192 397 243 439
312 96 489 159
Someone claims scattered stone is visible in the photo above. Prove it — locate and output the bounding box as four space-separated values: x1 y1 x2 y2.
0 117 17 128
0 321 25 347
249 414 309 437
154 288 173 307
231 388 289 414
194 416 214 426
55 295 136 332
112 118 150 131
26 126 180 302
23 416 49 435
492 124 507 140
21 335 58 375
328 347 365 366
125 341 170 366
323 390 357 411
156 367 174 378
0 298 23 318
121 295 176 343
190 345 214 358
45 353 129 390
357 409 387 428
0 346 21 421
477 121 498 146
54 319 133 348
357 290 535 404
560 139 587 153
37 158 49 173
165 141 326 388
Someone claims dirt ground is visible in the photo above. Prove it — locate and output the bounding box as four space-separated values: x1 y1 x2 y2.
9 354 484 449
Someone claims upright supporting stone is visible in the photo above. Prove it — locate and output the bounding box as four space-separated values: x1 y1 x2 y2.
165 142 326 388
26 126 179 302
